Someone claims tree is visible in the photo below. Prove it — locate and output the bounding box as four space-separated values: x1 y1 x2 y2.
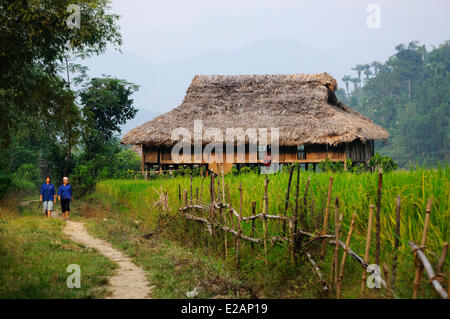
0 0 121 149
80 77 139 160
342 75 352 96
351 64 364 87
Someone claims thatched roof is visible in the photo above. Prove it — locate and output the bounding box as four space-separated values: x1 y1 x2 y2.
121 73 388 146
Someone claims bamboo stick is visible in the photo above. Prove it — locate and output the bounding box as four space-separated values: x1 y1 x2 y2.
263 176 269 265
336 210 357 298
413 197 433 299
375 169 382 266
331 197 342 285
200 175 204 201
283 164 295 234
235 234 240 269
221 164 225 204
383 263 392 296
409 241 448 299
436 242 448 275
305 252 328 293
239 182 243 216
221 204 227 258
302 175 311 229
251 201 256 251
294 163 300 232
361 205 375 293
178 184 181 203
190 174 193 205
392 195 401 289
288 219 294 264
321 177 333 259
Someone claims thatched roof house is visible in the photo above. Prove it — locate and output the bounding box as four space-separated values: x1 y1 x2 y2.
122 73 388 172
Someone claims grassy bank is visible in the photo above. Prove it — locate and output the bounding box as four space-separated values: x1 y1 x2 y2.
0 199 116 298
89 166 448 298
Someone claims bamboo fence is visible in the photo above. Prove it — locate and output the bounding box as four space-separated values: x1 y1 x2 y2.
158 164 448 299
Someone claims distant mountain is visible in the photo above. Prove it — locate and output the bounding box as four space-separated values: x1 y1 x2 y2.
81 37 351 125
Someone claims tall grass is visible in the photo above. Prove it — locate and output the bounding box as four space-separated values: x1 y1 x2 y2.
94 166 449 298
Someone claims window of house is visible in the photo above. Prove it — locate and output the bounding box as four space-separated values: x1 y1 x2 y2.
297 145 306 160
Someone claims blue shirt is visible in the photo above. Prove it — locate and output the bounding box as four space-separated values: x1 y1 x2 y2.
40 183 55 202
57 184 72 199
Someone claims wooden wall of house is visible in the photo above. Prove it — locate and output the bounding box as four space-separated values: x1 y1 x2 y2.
141 141 372 165
346 140 373 163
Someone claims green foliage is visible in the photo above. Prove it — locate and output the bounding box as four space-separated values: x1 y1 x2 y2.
368 152 399 172
14 164 42 186
338 40 450 167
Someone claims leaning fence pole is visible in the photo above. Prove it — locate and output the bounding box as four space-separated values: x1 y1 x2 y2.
283 164 295 234
336 210 357 298
413 197 432 299
221 164 225 204
436 242 448 275
263 176 270 265
321 177 334 259
302 175 311 229
294 163 300 232
392 195 401 289
375 169 382 266
190 174 193 205
361 204 375 293
251 201 256 251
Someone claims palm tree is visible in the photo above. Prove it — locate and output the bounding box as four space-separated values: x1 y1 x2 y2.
363 64 372 84
351 64 364 87
350 77 360 92
342 75 352 96
371 61 383 76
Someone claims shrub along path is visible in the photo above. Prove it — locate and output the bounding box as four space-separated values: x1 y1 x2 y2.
64 220 152 299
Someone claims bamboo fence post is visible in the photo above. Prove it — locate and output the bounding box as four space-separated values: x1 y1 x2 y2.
225 184 234 228
200 175 204 201
239 182 243 216
178 184 181 203
263 176 269 265
337 210 357 298
210 172 216 203
375 169 382 266
321 177 333 259
436 242 448 275
409 241 447 299
183 190 188 238
221 164 225 204
294 163 300 232
251 201 256 251
361 205 375 293
331 197 342 285
413 197 432 299
195 187 198 202
392 195 401 289
235 233 241 269
302 175 311 229
190 174 193 205
283 164 295 234
217 172 221 203
288 219 295 265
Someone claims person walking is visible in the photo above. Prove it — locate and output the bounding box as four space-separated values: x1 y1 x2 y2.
40 176 56 218
57 177 73 220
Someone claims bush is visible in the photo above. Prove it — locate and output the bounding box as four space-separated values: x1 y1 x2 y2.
369 153 398 172
14 164 41 186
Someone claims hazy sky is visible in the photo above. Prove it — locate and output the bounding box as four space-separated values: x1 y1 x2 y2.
109 0 450 62
83 0 450 128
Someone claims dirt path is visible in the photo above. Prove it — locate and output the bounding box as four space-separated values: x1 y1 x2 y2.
64 220 152 299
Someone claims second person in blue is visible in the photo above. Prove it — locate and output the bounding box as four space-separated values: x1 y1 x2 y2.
40 176 55 218
57 177 73 220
